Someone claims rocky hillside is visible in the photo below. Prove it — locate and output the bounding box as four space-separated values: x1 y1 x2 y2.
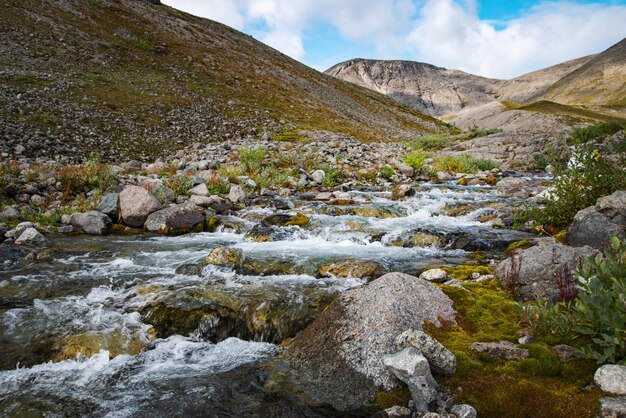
539 37 626 107
326 38 625 121
0 0 445 163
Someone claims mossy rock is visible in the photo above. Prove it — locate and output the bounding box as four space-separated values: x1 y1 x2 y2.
285 213 310 226
441 264 493 280
317 261 383 279
505 239 535 255
51 328 155 362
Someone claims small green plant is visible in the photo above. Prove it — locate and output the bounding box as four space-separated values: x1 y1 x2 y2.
515 143 626 228
434 154 498 173
239 146 267 174
21 209 61 227
378 166 395 180
206 173 230 195
11 74 36 85
466 126 503 139
217 164 244 183
524 236 626 364
166 175 194 197
568 122 624 146
58 157 116 198
406 135 449 151
404 149 428 170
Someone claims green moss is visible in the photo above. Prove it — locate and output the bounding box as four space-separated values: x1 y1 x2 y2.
505 239 534 255
207 216 221 232
424 282 602 418
285 213 310 226
376 387 412 409
441 264 493 280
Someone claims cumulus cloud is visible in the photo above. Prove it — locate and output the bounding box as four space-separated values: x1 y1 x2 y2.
161 0 626 78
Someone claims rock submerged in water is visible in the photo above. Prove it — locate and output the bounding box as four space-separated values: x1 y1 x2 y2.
318 261 383 280
265 272 456 412
119 185 162 228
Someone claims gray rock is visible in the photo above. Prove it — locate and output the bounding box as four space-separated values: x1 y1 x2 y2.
144 203 205 235
395 330 456 376
383 347 437 413
495 238 600 301
119 186 162 228
567 191 626 251
383 405 412 418
450 404 477 418
9 222 34 239
397 163 414 177
189 195 213 207
311 170 326 184
469 341 529 360
552 344 577 362
0 206 21 222
600 396 626 418
595 365 626 395
69 211 112 235
175 263 204 276
14 228 47 246
57 225 74 234
418 269 449 283
99 193 119 221
228 184 246 204
267 272 456 412
189 183 210 197
496 177 529 188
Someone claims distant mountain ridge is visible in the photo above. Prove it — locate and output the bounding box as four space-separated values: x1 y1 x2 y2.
325 38 625 120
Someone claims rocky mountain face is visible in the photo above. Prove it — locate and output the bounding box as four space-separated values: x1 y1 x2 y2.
325 38 625 122
0 0 444 163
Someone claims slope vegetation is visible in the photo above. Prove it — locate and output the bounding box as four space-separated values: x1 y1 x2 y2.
0 0 444 162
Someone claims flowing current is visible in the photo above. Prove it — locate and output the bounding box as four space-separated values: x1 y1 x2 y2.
0 182 530 417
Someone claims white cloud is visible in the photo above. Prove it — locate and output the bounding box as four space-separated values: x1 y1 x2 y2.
407 0 626 78
161 0 626 78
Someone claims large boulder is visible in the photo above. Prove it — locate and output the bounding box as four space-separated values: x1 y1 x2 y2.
144 203 205 235
266 272 456 412
119 186 162 228
69 211 112 235
567 191 626 251
495 238 600 301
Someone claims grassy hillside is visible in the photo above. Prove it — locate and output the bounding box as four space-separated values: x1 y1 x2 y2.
0 0 446 162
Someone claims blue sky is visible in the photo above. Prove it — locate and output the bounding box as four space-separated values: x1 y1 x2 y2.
162 0 626 78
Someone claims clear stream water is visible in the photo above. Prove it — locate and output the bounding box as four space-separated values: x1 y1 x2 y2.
0 182 531 417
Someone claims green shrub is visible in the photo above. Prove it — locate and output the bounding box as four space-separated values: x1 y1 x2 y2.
239 146 267 174
467 126 503 139
515 143 626 228
379 166 394 180
21 209 61 227
166 175 194 197
524 236 626 364
406 135 449 151
434 154 498 173
404 149 427 170
58 158 116 197
568 122 624 146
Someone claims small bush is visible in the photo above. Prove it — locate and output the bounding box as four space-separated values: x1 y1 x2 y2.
21 209 61 227
58 158 116 197
379 166 394 180
467 126 503 139
404 149 427 170
166 175 194 197
568 122 624 146
435 154 498 174
239 146 267 174
206 172 230 196
515 143 626 228
406 135 449 151
524 236 626 364
217 164 244 183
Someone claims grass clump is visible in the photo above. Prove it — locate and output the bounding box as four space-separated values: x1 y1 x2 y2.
239 146 267 174
21 209 61 228
378 166 394 180
434 154 499 174
404 149 427 170
567 121 624 146
523 237 626 365
58 156 116 198
165 175 194 197
425 281 602 417
514 143 626 228
466 126 503 139
406 134 449 151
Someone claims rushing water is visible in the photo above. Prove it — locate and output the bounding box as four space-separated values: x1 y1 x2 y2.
0 182 531 416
